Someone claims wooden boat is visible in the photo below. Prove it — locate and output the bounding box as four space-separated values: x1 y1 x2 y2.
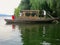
4 10 60 24
4 18 59 24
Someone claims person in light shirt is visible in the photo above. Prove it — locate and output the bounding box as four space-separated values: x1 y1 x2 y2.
43 10 46 18
43 10 46 16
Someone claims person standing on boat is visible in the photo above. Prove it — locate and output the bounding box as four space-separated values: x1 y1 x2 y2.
20 13 22 16
43 10 46 18
12 15 15 20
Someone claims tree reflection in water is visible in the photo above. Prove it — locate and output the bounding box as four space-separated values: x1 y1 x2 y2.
11 23 60 45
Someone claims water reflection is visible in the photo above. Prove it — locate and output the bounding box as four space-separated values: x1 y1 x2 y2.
12 24 15 29
0 17 22 45
6 23 60 45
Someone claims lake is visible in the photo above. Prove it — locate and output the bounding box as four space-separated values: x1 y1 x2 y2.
0 16 60 45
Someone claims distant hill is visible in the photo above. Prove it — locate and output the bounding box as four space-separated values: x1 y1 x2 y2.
0 14 12 17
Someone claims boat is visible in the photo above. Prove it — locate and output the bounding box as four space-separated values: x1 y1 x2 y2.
5 10 60 24
5 18 60 24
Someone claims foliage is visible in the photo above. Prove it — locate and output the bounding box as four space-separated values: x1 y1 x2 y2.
18 0 30 10
14 0 60 17
14 8 20 18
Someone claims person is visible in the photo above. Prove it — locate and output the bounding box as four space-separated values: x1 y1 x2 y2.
43 10 46 18
43 10 46 16
12 15 15 20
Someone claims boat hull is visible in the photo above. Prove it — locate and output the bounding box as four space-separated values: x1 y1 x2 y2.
4 18 59 24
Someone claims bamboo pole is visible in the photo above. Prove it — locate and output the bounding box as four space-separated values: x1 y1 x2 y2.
47 13 59 23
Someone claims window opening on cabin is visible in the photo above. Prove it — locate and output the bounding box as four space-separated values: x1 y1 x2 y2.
25 13 30 16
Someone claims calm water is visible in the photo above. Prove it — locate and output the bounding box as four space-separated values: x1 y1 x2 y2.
0 17 60 45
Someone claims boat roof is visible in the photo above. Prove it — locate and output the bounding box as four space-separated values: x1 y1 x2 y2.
21 10 40 13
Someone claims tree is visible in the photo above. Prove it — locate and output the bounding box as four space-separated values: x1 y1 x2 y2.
46 0 60 17
14 0 60 17
14 8 20 18
18 0 30 10
56 0 60 17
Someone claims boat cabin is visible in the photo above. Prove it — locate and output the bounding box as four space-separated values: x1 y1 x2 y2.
20 10 39 17
19 10 40 20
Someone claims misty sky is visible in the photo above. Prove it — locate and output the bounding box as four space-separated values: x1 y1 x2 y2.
0 0 21 15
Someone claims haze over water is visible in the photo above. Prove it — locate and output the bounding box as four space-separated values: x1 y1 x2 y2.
0 16 60 45
0 16 23 45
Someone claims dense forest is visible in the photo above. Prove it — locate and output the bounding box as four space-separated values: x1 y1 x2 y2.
14 0 60 17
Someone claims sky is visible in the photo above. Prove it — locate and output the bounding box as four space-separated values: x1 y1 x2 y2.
0 0 21 15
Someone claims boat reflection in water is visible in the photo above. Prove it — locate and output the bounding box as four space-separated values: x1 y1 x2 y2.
8 23 60 45
12 24 15 29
